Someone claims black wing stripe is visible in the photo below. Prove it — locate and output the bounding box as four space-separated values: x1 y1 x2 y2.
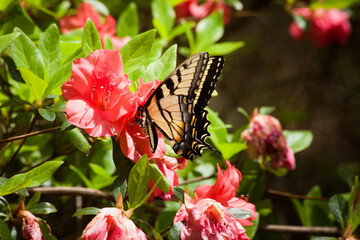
194 56 224 112
140 52 224 160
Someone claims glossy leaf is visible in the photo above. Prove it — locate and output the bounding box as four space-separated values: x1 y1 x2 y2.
227 208 251 220
73 207 100 217
293 14 310 31
25 191 41 210
329 194 348 228
207 41 244 56
196 11 224 51
0 161 63 196
29 202 57 214
17 68 47 102
0 219 11 240
172 187 185 202
39 108 56 121
142 44 177 82
38 24 61 81
149 163 170 194
310 0 360 9
151 0 175 38
283 130 313 153
39 219 56 240
112 177 127 201
128 155 150 208
81 19 102 56
117 2 139 38
243 213 259 239
0 32 20 54
168 221 183 240
120 29 156 74
9 28 45 79
64 128 91 154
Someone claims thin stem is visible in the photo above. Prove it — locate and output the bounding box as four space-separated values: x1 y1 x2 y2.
179 174 216 185
267 189 329 201
0 126 61 144
0 111 39 176
259 224 340 236
27 186 114 200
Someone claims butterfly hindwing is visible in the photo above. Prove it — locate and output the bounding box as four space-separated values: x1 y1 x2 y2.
139 52 224 160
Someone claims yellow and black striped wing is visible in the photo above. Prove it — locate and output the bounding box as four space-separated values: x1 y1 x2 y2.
142 52 224 160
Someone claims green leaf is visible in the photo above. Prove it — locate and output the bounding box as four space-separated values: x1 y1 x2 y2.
128 155 150 208
226 0 243 10
81 19 102 56
243 213 259 239
151 0 175 39
64 128 91 154
218 142 247 160
89 163 116 189
257 198 273 216
117 2 139 38
39 108 56 121
103 35 114 49
195 11 224 51
0 161 63 196
259 106 275 115
310 0 360 9
73 207 100 217
46 58 74 96
168 222 183 240
9 28 45 79
207 41 244 56
145 39 163 66
293 14 310 31
38 219 56 240
227 208 251 220
283 130 313 153
26 191 41 210
38 24 61 82
168 21 195 42
120 29 156 74
236 107 250 121
0 32 20 54
207 108 231 147
112 177 127 201
69 165 93 188
142 44 177 83
29 202 57 214
0 219 11 240
17 68 47 102
329 195 348 228
172 187 185 202
149 163 170 194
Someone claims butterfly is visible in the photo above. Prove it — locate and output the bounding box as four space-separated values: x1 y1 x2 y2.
135 52 224 160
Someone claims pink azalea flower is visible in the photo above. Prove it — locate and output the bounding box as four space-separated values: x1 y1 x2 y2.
241 111 296 170
119 79 166 162
81 208 146 240
61 49 135 137
175 0 232 24
174 161 257 239
60 2 130 50
15 202 50 240
289 7 351 47
18 211 44 240
147 156 187 202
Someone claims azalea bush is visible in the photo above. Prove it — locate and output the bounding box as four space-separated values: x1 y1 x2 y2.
0 0 360 239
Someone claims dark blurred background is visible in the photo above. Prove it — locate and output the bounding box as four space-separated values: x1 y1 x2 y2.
209 0 360 231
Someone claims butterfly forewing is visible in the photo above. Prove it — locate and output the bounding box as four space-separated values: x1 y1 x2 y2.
139 52 224 160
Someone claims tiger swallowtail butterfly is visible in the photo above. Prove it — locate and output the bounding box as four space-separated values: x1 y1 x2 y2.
135 52 224 160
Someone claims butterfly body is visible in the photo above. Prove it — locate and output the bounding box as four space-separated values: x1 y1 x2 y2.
136 52 224 160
